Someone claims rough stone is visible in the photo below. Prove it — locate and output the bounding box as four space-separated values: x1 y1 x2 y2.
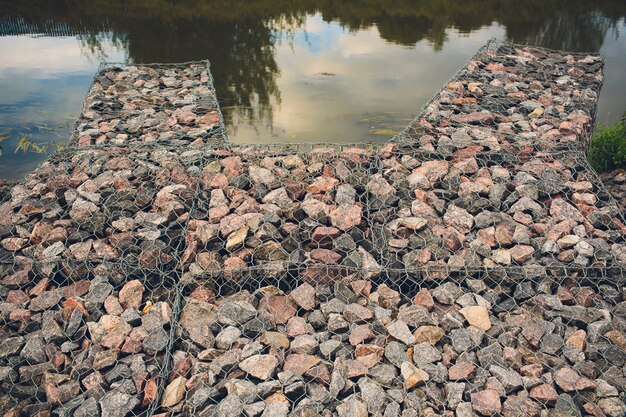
239 354 279 381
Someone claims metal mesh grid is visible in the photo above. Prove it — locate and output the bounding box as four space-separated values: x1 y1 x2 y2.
68 61 229 150
371 148 626 276
180 146 379 288
0 259 179 417
0 40 624 416
392 39 604 156
0 146 200 270
2 260 625 417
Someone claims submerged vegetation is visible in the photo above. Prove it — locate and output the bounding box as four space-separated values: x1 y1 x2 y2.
0 125 65 157
588 114 626 172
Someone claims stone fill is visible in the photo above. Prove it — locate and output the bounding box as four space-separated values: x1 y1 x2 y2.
70 62 227 148
0 40 624 416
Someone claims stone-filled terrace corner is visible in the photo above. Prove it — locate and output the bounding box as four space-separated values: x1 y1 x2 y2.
0 40 625 417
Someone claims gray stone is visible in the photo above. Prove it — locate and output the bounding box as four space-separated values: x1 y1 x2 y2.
111 379 136 395
387 321 415 345
85 279 114 310
216 326 242 350
321 298 347 315
335 234 357 253
307 310 327 329
243 401 265 417
336 184 357 205
513 282 535 300
432 283 464 305
225 379 257 404
75 397 99 417
368 363 397 386
241 315 274 337
384 401 401 417
357 377 387 414
0 366 16 383
30 290 62 311
344 249 363 269
210 350 241 376
397 305 434 327
52 394 85 417
99 391 139 417
477 343 505 368
185 385 214 412
449 329 473 353
598 397 626 417
320 339 342 359
105 364 131 384
290 334 318 354
0 336 24 358
595 379 619 398
456 402 476 417
385 341 409 368
263 400 290 417
540 333 564 355
121 309 141 325
216 395 244 417
143 327 169 354
238 354 279 381
21 334 47 363
489 365 523 394
42 315 65 344
386 388 404 404
343 303 374 324
336 394 368 417
329 371 346 399
413 343 442 366
218 300 257 326
420 363 448 384
256 380 282 398
61 342 80 353
334 281 358 304
553 394 582 417
328 313 350 333
445 382 466 410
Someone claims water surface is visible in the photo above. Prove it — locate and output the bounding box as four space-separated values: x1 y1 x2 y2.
0 1 625 179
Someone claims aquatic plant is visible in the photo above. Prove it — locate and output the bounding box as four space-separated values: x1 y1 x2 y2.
588 113 626 172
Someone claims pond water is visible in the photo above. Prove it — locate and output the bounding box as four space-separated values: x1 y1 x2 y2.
0 1 625 179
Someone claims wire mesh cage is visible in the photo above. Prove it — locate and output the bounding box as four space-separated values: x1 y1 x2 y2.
0 146 202 271
156 268 625 417
0 259 179 417
392 39 604 156
0 40 624 417
180 145 379 287
67 61 229 150
371 148 626 277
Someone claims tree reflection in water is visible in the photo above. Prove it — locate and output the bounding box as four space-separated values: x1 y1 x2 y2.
0 0 625 141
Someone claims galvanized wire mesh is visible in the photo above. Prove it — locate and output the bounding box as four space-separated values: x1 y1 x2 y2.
372 148 626 276
0 259 178 417
68 61 229 150
181 145 377 285
392 39 604 156
0 40 624 417
163 271 626 417
0 146 199 269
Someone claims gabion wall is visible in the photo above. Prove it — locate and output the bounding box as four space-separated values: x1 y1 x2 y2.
0 41 624 417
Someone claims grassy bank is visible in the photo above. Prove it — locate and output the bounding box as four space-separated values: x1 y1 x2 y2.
589 114 626 172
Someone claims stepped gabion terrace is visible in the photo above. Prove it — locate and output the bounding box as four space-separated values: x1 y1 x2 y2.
0 40 624 417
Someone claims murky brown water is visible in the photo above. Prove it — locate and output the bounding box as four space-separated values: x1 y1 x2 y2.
0 1 625 179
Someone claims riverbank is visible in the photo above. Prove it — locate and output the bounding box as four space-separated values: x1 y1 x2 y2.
0 40 624 417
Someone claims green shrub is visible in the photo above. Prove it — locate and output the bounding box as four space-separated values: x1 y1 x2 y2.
588 115 626 172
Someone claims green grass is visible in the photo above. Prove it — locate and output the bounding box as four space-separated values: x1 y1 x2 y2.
588 116 626 172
